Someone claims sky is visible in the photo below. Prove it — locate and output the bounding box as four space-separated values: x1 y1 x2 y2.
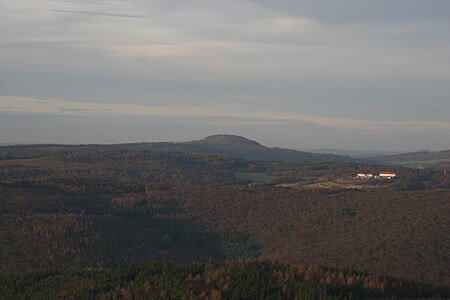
1 0 450 151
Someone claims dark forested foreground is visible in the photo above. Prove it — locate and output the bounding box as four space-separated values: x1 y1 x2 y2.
1 261 448 300
0 145 449 296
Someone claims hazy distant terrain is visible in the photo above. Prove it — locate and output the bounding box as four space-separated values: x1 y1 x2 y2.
0 134 356 163
299 148 404 158
371 150 450 169
180 135 355 162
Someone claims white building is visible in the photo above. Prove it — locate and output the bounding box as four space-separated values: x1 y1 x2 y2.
379 172 396 179
357 173 374 179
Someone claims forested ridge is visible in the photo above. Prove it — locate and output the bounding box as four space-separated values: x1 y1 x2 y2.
0 134 356 163
1 261 447 299
0 146 449 298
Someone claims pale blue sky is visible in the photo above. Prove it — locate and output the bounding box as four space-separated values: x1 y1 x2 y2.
1 0 449 150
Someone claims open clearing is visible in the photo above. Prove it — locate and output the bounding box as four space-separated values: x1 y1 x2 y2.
235 172 282 183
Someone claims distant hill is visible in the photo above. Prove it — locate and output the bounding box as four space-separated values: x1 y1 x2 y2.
371 149 450 169
299 148 403 158
0 134 356 163
176 134 354 162
188 134 264 148
374 150 450 162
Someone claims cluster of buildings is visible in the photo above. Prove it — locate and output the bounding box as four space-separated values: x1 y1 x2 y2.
356 172 396 180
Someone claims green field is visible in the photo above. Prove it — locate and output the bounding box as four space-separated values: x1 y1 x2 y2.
277 179 373 190
302 181 343 189
235 172 281 183
276 182 299 188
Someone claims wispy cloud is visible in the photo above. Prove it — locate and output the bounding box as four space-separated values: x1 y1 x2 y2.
51 9 147 19
108 42 234 59
2 95 449 133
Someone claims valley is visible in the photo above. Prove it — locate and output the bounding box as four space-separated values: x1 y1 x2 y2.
0 136 448 297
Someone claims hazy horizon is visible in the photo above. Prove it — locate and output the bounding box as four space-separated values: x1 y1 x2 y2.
0 129 442 154
1 1 449 151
